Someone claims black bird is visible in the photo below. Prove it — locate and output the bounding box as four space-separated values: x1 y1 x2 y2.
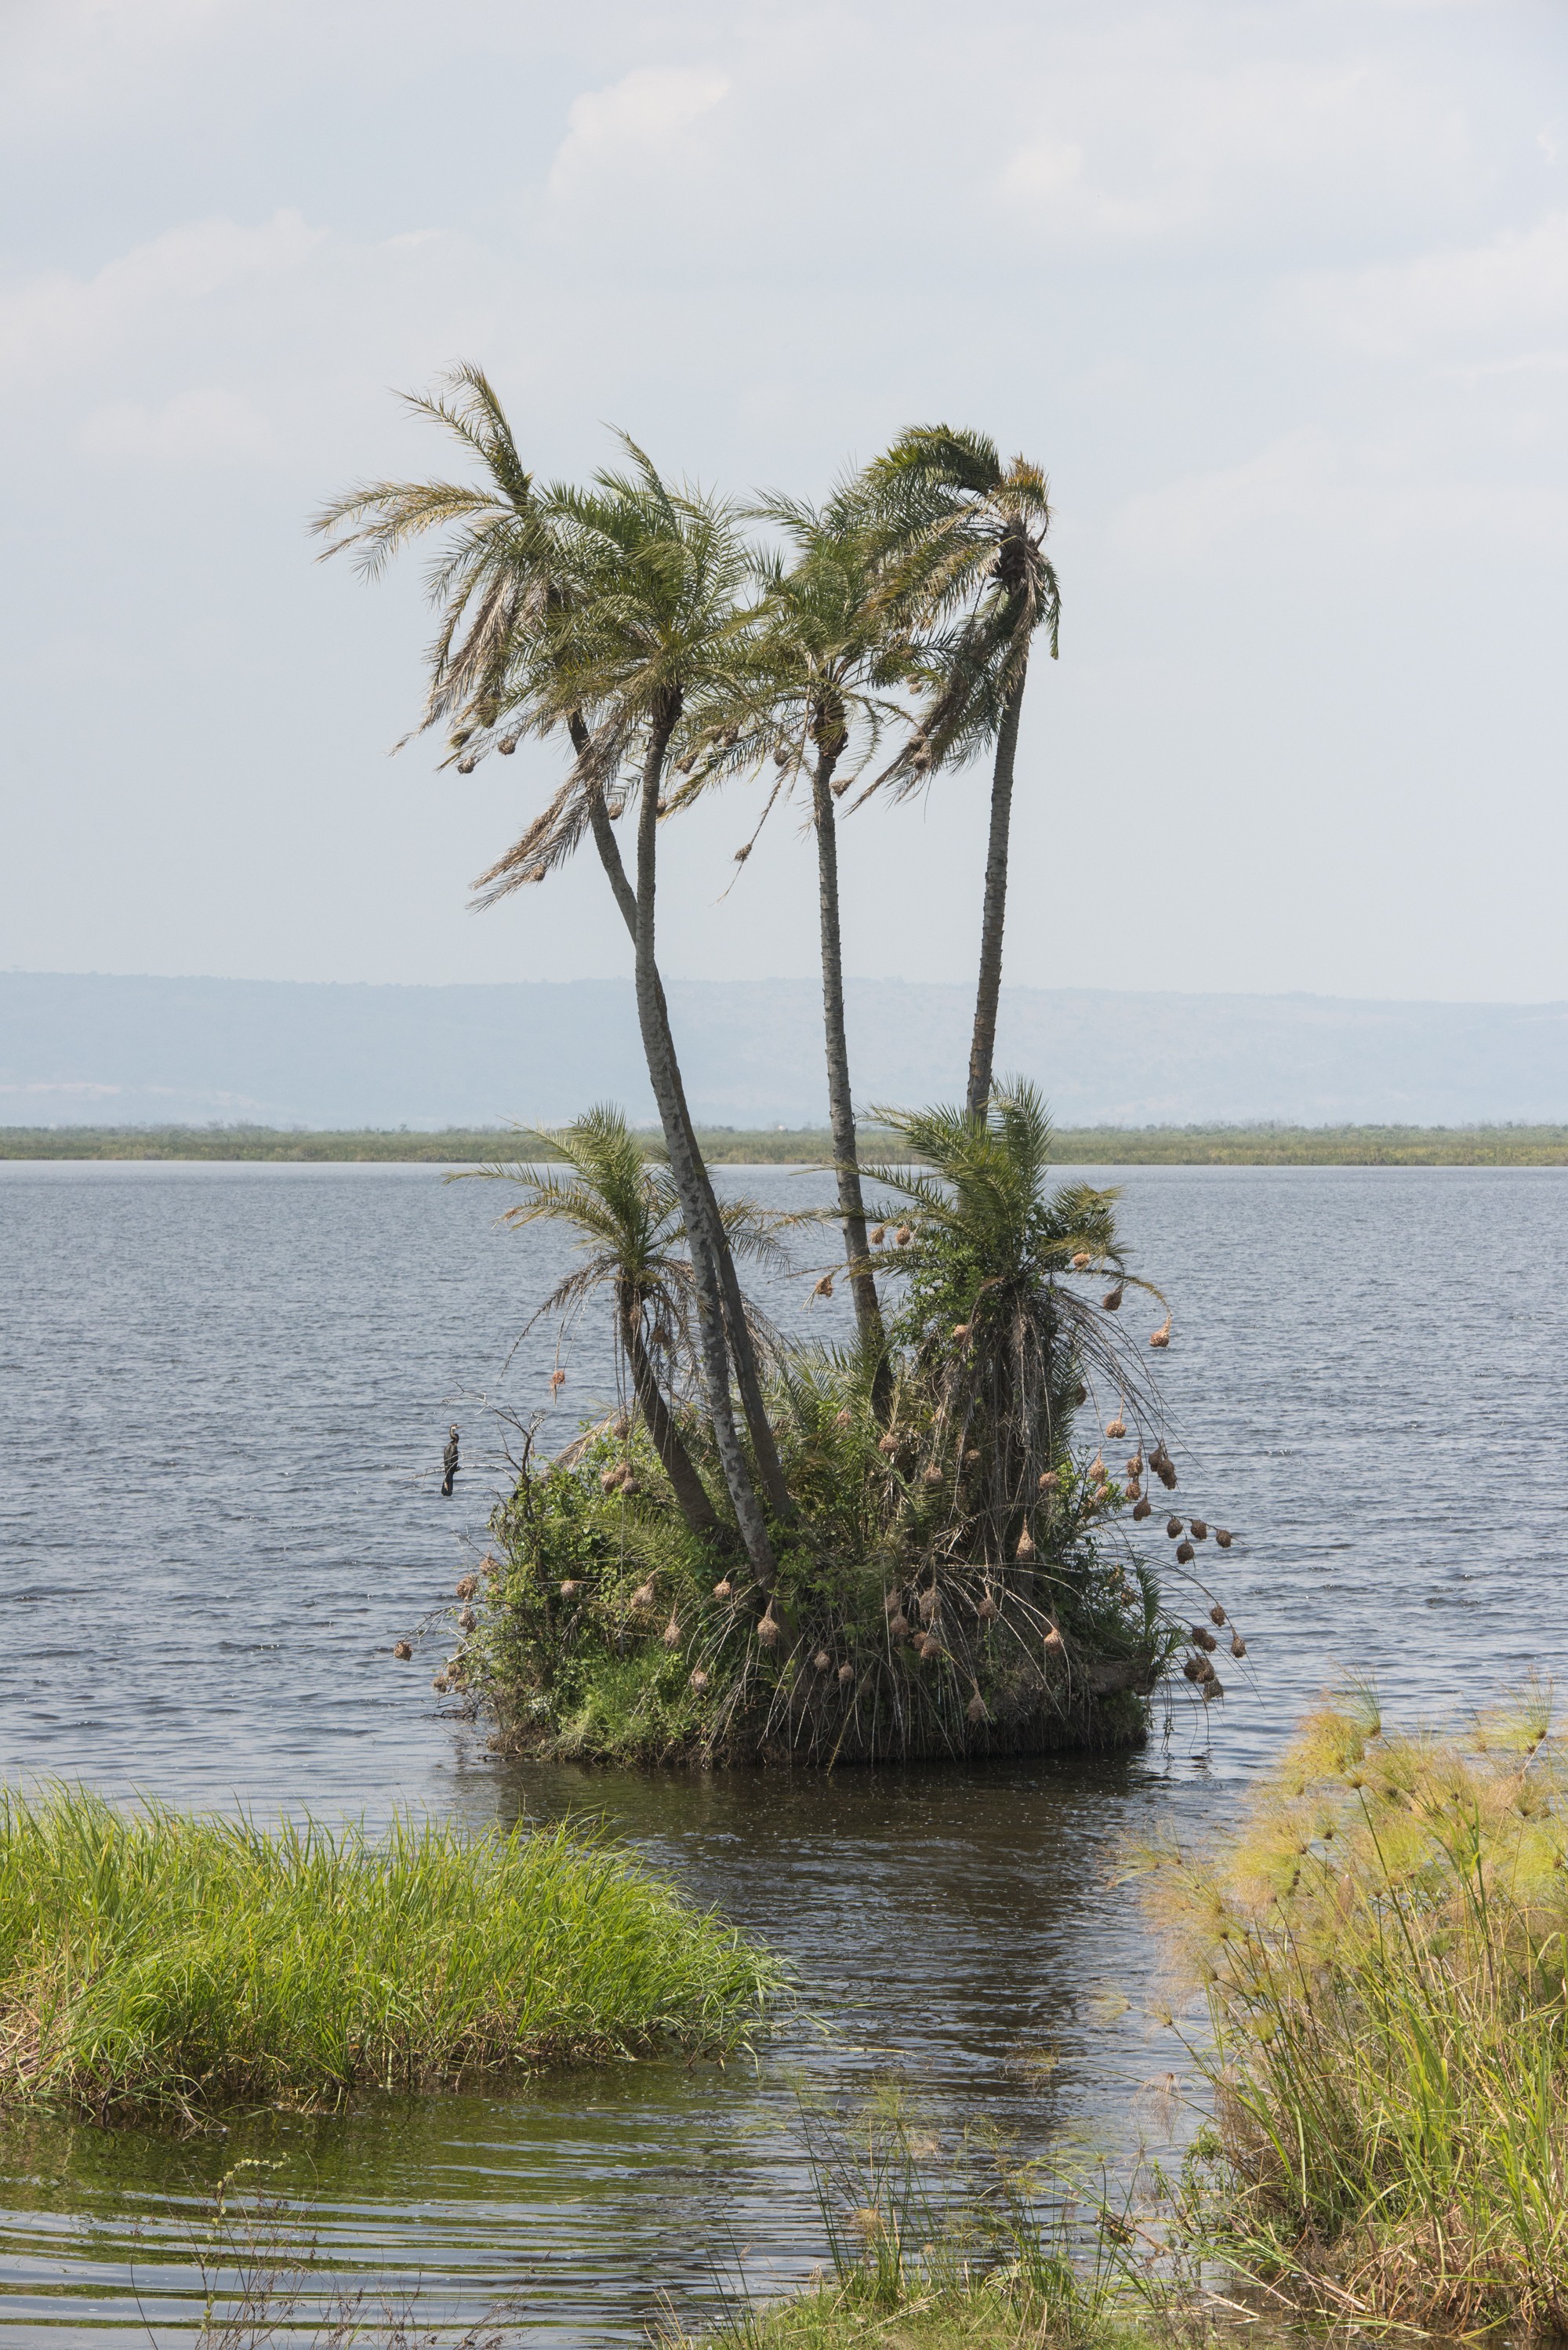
441 1425 459 1498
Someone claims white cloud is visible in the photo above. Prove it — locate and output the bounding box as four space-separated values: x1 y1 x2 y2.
1113 424 1568 564
79 386 278 464
1286 209 1568 358
0 210 324 384
546 64 730 203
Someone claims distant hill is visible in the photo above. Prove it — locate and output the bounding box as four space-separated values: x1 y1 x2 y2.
4 970 1567 1128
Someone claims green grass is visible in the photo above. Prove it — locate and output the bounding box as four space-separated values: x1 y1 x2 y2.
1136 1684 1568 2338
9 1121 1568 1164
0 1787 779 2119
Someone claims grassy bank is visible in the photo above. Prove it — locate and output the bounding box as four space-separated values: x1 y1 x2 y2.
1139 1686 1568 2337
0 1789 778 2119
8 1121 1568 1164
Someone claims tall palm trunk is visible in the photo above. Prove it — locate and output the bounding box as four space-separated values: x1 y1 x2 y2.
615 1273 724 1539
811 746 890 1417
576 719 795 1527
621 704 779 1589
966 669 1027 1121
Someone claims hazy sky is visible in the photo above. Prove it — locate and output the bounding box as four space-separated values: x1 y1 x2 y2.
2 0 1565 1001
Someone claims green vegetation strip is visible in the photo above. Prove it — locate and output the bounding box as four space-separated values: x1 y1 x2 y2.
8 1120 1568 1164
0 1789 779 2118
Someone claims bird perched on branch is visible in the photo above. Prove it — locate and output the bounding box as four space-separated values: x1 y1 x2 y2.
441 1426 459 1498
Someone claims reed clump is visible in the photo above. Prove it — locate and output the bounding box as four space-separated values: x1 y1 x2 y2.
667 2091 1163 2350
0 1787 779 2119
1137 1682 1568 2338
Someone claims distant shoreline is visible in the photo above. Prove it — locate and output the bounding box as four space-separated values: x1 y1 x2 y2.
5 1123 1568 1167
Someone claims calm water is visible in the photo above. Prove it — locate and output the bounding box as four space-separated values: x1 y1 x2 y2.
2 1160 1566 2343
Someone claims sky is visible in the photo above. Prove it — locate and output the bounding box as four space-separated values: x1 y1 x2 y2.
2 0 1565 1004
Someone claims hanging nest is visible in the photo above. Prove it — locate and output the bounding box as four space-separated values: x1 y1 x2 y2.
878 1431 900 1458
630 1580 657 1613
1102 1288 1124 1312
1090 1453 1107 1482
884 1587 905 1616
1215 1528 1234 1549
601 1466 624 1493
888 1612 911 1640
662 1614 682 1649
560 1578 583 1600
812 1273 835 1299
757 1609 782 1647
918 1588 939 1623
1073 1384 1087 1406
455 1574 479 1600
1071 1251 1091 1269
1201 1677 1225 1704
431 1675 449 1694
734 844 752 864
1209 1602 1226 1625
964 1447 982 1465
1126 1452 1144 1476
834 1406 854 1429
612 1413 631 1439
1190 1518 1209 1541
966 1689 989 1724
772 743 791 767
1230 1633 1247 1658
1176 1539 1195 1564
813 1648 832 1672
713 1578 733 1600
869 1226 886 1245
1149 1318 1172 1350
837 1662 855 1687
1043 1622 1065 1653
1167 1517 1184 1538
550 1368 567 1391
456 756 477 775
1038 1469 1059 1492
1132 1498 1152 1521
459 1607 477 1633
895 1224 913 1247
951 1321 971 1342
976 1591 1000 1622
393 1641 412 1662
832 775 854 797
1183 1654 1215 1684
1016 1526 1037 1563
923 1462 945 1487
1125 1477 1142 1502
1105 1413 1127 1440
1190 1624 1218 1651
918 1634 942 1661
497 736 518 756
690 1668 710 1692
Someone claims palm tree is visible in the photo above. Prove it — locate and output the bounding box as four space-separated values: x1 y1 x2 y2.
707 492 911 1398
863 1083 1160 1576
313 383 789 1586
466 1106 789 1542
862 429 1061 1120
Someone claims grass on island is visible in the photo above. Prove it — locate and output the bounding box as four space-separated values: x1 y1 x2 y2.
9 1120 1568 1165
0 1788 779 2119
1138 1683 1568 2340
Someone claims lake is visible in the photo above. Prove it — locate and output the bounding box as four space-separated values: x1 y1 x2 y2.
2 1159 1565 2344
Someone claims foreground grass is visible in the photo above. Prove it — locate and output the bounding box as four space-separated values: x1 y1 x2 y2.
0 1789 778 2119
676 2281 1162 2349
1138 1684 1568 2338
9 1121 1568 1164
